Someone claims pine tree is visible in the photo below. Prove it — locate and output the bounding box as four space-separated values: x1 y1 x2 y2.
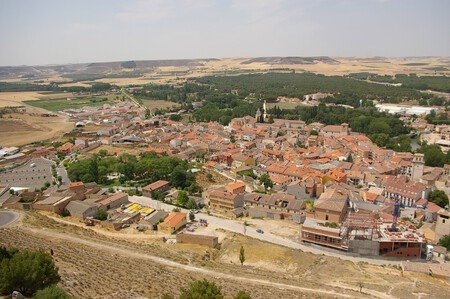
239 245 245 265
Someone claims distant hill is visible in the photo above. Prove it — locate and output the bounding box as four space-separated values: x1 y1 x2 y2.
0 58 220 80
241 56 339 65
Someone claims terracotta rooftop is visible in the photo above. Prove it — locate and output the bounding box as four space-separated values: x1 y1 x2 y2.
69 182 84 188
98 192 128 206
162 212 186 227
143 180 170 192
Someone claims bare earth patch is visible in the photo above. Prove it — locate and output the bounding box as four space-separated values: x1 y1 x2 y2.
0 112 73 147
1 212 449 299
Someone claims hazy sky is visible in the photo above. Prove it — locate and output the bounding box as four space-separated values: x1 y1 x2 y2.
0 0 449 66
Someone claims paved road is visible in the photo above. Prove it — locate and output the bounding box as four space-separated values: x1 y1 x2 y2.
0 210 20 228
57 165 70 187
121 89 147 111
129 196 403 266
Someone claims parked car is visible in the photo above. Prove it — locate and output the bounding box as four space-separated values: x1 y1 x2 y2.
256 229 264 234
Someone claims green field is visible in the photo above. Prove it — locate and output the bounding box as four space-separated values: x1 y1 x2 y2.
24 96 116 111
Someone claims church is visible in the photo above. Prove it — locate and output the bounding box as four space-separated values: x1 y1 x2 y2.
255 100 269 123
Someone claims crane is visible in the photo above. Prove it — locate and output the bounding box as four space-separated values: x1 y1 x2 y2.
391 194 400 231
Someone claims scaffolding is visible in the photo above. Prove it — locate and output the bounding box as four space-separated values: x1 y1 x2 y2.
341 212 380 242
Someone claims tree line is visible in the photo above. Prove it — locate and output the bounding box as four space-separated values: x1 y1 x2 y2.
67 151 201 194
347 73 450 93
196 72 426 103
0 81 114 93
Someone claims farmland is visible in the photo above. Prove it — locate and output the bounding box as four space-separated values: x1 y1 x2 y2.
266 102 304 110
0 111 73 147
142 99 180 111
0 91 73 108
24 96 116 111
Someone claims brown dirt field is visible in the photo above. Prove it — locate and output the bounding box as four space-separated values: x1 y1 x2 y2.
58 82 92 88
0 119 36 133
267 102 304 110
0 111 73 147
142 99 180 111
194 168 232 189
83 144 140 156
94 77 155 86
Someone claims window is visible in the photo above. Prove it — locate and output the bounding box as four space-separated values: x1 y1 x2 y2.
325 215 329 221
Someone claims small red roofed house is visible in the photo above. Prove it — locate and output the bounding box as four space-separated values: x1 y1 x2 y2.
158 212 187 234
57 142 74 153
142 180 170 197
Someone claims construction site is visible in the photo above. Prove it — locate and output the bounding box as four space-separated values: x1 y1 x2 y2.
302 210 426 259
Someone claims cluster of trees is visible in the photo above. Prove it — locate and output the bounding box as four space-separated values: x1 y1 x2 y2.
169 114 182 121
196 73 425 103
67 152 201 194
418 143 450 167
175 190 198 209
61 72 142 82
391 74 450 93
428 190 449 208
125 72 444 127
259 174 273 190
0 247 71 298
425 110 450 125
0 81 114 93
371 134 413 152
438 235 450 250
193 101 259 126
133 72 434 125
135 83 207 103
419 97 445 107
268 104 410 148
347 73 450 93
162 279 252 299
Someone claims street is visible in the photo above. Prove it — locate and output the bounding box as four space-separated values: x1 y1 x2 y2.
0 210 20 228
57 164 70 188
129 195 402 266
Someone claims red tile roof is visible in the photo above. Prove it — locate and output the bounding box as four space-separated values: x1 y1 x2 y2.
162 212 186 227
143 180 170 192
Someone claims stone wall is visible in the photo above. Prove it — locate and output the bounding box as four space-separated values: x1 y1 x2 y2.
348 239 380 256
176 233 218 248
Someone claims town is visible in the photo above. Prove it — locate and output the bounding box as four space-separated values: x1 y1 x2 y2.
1 1 450 297
1 92 449 271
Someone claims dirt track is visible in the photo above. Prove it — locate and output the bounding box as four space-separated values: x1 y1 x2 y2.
0 226 357 298
1 212 449 298
26 227 367 298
